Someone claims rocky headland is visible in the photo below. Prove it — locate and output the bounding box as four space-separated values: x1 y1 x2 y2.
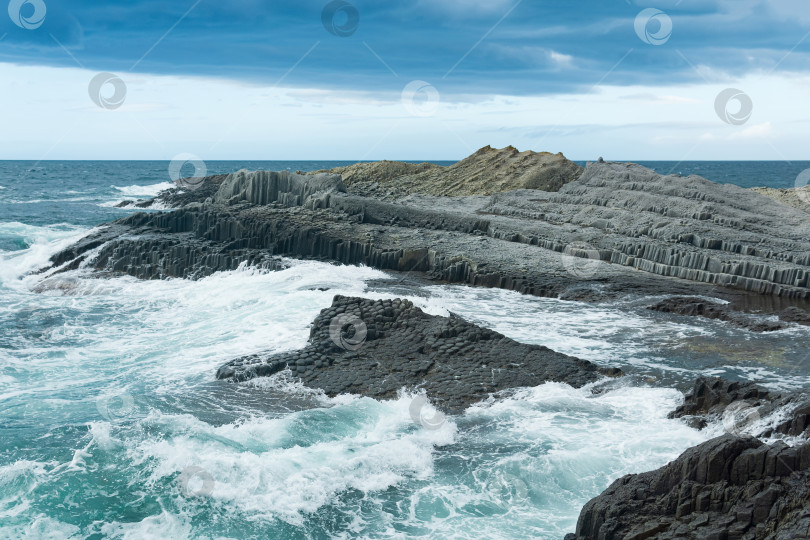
41 146 810 539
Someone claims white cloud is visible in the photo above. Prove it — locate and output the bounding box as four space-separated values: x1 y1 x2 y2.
0 63 807 161
549 50 574 67
729 121 774 139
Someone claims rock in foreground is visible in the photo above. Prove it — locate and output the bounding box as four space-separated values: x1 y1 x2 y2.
568 435 810 540
568 377 810 540
216 295 621 413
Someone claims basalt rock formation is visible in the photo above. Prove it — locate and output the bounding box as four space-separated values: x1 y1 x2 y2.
314 145 584 199
215 295 621 413
752 185 810 214
37 151 810 539
669 377 810 439
567 435 810 540
647 297 799 332
46 156 810 307
568 377 810 540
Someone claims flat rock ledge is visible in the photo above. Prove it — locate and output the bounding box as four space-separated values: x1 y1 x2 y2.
568 378 810 540
215 295 621 413
647 297 807 333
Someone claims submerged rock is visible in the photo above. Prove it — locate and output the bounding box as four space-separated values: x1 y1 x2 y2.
215 295 621 413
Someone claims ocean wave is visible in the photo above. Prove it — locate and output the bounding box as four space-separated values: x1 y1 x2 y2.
113 182 175 197
98 199 173 210
2 197 101 204
122 393 455 525
0 222 93 288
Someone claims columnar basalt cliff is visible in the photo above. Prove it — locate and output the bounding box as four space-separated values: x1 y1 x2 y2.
49 150 810 306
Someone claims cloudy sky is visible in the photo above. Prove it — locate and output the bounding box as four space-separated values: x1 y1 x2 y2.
1 0 809 160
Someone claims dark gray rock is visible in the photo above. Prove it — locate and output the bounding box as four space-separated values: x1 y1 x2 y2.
670 377 810 440
569 435 810 540
648 297 809 332
215 295 621 413
648 297 787 332
570 377 810 539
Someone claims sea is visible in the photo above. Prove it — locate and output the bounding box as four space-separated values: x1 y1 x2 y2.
1 160 808 539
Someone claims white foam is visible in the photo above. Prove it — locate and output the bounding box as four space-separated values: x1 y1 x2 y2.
416 285 712 371
113 182 175 197
0 223 93 289
99 199 173 210
401 382 710 539
125 394 455 525
99 512 193 540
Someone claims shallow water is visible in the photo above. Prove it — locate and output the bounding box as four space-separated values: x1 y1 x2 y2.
1 161 807 539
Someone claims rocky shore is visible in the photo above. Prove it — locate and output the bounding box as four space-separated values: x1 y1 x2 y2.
568 378 810 540
41 146 810 538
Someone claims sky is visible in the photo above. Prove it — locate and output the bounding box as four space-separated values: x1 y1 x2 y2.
1 0 809 160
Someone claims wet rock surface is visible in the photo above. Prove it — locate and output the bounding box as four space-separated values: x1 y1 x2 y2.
567 434 810 540
215 295 621 413
647 297 793 332
670 377 810 439
568 377 810 539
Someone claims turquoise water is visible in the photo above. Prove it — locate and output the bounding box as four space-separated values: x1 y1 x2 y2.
1 161 807 539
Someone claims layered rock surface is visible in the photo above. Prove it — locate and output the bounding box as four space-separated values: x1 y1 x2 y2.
314 145 584 199
752 186 810 214
215 295 620 413
47 158 810 305
568 435 810 540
